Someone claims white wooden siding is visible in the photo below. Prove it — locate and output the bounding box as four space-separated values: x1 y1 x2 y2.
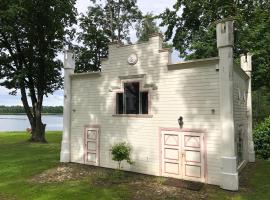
233 67 249 164
70 36 221 185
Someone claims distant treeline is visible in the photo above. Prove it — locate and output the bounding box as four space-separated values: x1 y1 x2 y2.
0 105 63 114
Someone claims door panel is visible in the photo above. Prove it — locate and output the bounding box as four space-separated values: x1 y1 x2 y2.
185 150 201 163
87 153 97 163
87 141 97 151
161 130 205 182
85 127 99 166
164 148 179 160
184 136 200 148
164 134 179 146
165 162 179 175
185 164 201 178
87 130 97 140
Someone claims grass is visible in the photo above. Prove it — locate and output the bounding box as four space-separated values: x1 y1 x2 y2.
0 132 130 200
0 132 269 200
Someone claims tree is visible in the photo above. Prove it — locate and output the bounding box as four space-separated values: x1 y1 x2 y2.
254 116 270 159
104 0 142 43
160 0 270 90
75 0 142 72
136 13 160 42
0 105 63 114
75 4 110 73
0 0 77 142
253 87 270 123
135 13 173 48
111 142 133 170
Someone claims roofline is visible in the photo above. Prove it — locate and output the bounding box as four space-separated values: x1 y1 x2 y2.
233 65 250 80
168 57 219 70
70 71 101 78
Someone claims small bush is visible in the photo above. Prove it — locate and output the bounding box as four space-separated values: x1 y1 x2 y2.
254 116 270 159
111 142 134 170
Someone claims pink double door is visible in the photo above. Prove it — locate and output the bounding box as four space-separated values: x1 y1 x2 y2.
161 130 206 182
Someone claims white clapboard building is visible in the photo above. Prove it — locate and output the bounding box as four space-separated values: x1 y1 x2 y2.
60 20 255 191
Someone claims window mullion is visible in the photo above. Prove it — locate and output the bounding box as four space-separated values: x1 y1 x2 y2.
123 90 126 114
139 92 142 114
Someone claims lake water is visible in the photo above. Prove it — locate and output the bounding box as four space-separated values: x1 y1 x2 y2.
0 115 63 132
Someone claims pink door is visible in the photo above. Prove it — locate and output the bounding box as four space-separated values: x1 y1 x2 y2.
161 129 205 182
182 132 205 182
84 127 99 166
161 131 182 179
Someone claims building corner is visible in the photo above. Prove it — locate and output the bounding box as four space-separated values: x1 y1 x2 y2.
60 50 75 163
217 19 239 191
240 53 255 162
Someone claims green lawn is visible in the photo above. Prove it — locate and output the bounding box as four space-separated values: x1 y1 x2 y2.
0 132 130 200
0 132 269 200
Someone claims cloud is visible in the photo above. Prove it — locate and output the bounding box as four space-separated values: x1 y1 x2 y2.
0 86 22 106
76 0 91 15
137 0 175 15
0 86 63 106
75 0 176 15
43 90 64 106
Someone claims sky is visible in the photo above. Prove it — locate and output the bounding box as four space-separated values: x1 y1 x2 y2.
0 0 177 106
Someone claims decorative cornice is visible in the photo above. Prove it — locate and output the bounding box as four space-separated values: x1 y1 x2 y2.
109 86 121 92
118 74 146 80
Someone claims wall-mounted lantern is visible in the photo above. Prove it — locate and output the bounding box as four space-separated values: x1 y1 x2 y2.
178 116 184 129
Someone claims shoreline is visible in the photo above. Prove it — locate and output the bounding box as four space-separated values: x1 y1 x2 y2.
0 113 63 115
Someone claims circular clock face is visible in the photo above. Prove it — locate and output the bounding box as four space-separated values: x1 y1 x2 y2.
127 54 138 65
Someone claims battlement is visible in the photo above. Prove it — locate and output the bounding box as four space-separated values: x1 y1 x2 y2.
64 50 75 69
216 20 234 48
240 53 253 72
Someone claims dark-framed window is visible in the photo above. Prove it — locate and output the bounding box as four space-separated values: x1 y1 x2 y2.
116 82 148 114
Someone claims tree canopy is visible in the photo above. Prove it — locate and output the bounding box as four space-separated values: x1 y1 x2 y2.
75 4 110 73
136 13 160 42
104 0 142 43
75 0 142 73
0 0 77 142
160 0 270 90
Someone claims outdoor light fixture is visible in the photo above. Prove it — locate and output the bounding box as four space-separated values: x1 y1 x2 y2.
178 116 184 129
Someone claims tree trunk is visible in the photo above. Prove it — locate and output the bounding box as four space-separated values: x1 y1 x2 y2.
30 121 47 143
29 102 47 143
117 0 121 43
108 0 114 42
29 112 47 143
20 86 47 143
118 161 121 170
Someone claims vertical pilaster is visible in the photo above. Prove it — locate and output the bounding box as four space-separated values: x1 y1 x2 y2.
60 50 75 163
240 53 255 162
217 20 238 191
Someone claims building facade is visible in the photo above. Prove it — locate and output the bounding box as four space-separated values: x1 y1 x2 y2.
60 20 255 191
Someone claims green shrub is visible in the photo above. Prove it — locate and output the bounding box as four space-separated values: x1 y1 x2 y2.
111 142 134 170
254 116 270 159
